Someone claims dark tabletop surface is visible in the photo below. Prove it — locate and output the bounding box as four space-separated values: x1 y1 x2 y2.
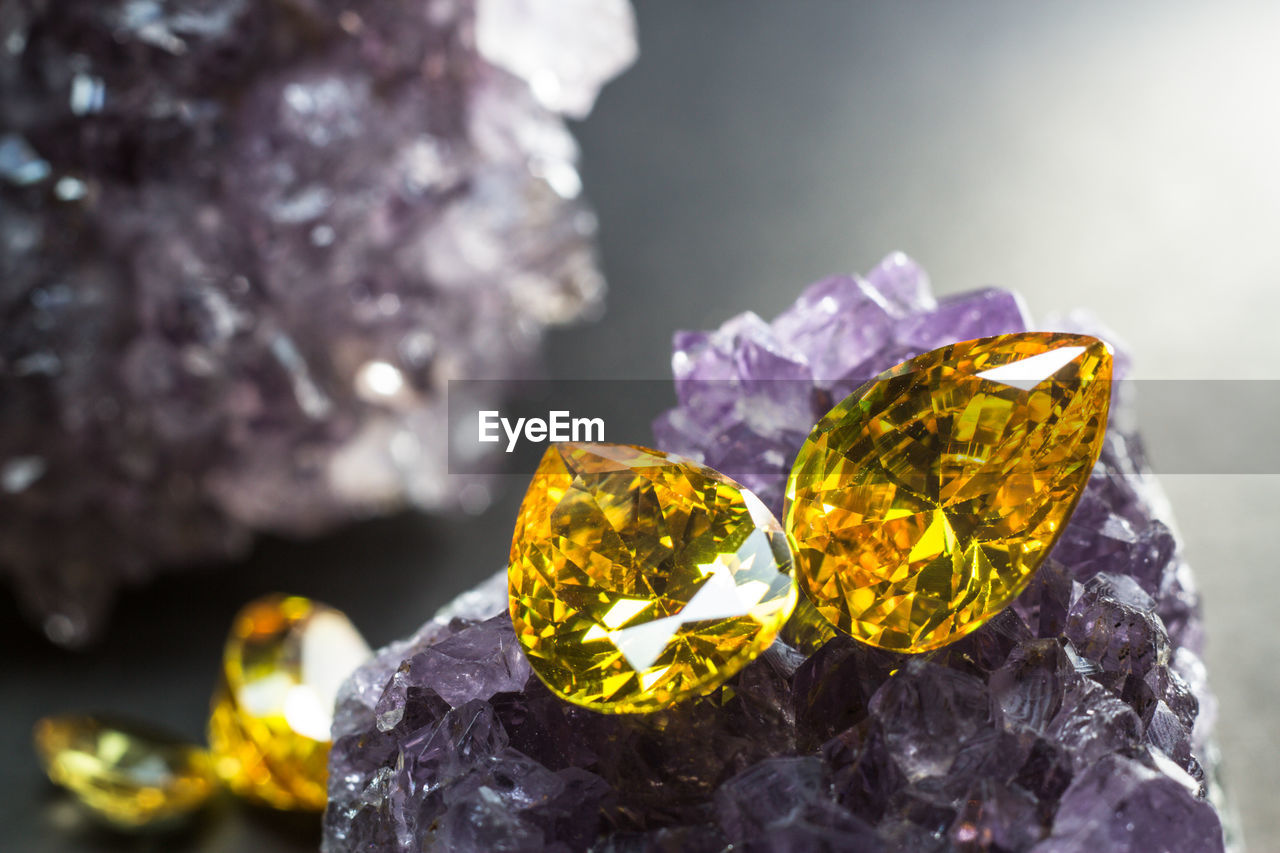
5 2 1279 850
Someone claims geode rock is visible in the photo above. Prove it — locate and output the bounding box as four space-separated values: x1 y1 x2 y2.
324 256 1233 852
0 0 636 643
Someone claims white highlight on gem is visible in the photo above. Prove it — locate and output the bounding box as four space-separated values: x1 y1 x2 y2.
283 686 331 742
976 345 1086 391
239 672 293 718
676 567 753 623
639 666 671 692
298 611 371 738
601 598 652 629
611 616 684 673
237 610 371 742
608 552 772 673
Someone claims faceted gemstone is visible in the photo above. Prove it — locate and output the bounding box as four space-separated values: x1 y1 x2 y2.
785 332 1112 653
508 442 797 713
209 595 371 810
33 715 217 828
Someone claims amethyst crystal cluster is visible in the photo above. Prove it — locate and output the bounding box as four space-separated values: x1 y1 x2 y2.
324 255 1230 851
0 0 635 643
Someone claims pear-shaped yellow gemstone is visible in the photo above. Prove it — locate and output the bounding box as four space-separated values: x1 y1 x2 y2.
785 332 1111 653
208 595 370 810
33 715 217 828
509 443 797 713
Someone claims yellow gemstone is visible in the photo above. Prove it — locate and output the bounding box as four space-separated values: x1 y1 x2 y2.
33 715 217 828
785 332 1111 653
509 442 798 714
208 595 370 810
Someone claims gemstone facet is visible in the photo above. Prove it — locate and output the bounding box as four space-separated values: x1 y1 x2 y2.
34 715 217 828
508 443 797 713
785 332 1112 653
208 595 371 810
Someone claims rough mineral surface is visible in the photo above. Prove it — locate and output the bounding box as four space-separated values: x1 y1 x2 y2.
0 0 635 644
324 256 1232 852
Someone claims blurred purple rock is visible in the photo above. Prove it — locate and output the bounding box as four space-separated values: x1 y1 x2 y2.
324 256 1234 851
0 0 636 644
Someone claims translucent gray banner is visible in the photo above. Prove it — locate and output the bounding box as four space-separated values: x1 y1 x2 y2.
446 379 1280 477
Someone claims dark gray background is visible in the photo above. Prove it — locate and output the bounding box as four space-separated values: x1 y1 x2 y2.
4 1 1278 850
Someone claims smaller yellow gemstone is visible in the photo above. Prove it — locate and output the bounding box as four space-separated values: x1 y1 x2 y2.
208 595 370 811
509 443 798 714
33 715 217 828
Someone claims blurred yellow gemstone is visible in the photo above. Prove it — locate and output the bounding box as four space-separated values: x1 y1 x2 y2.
33 714 217 828
509 443 797 714
785 332 1111 653
208 595 370 811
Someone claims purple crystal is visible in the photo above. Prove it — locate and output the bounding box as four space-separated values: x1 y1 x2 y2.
950 778 1043 852
324 257 1230 851
0 0 635 644
894 287 1031 351
1031 755 1223 853
715 757 882 851
770 275 895 384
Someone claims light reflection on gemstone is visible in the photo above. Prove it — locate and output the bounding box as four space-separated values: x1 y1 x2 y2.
975 345 1087 390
